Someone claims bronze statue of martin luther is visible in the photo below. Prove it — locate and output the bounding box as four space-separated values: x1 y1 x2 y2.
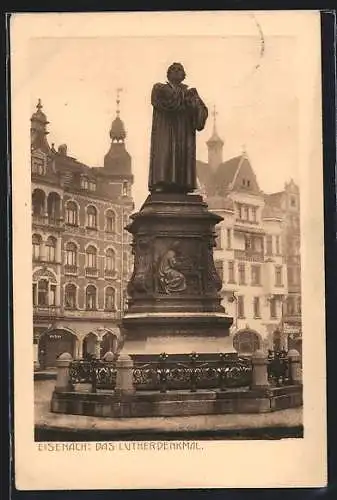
148 63 208 194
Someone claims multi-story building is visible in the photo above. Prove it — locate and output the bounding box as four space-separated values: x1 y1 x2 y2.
197 113 295 355
265 180 302 354
31 99 134 369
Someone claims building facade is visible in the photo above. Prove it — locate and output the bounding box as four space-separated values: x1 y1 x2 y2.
31 100 134 368
197 114 301 355
265 181 302 353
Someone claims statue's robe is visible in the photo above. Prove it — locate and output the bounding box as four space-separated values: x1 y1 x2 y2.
148 82 208 193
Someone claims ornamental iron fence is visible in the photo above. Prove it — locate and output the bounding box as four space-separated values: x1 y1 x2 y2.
68 350 291 393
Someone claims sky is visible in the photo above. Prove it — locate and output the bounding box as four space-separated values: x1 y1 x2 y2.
29 28 299 209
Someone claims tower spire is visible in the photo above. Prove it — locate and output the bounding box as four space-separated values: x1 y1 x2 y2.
212 105 218 135
116 87 123 117
109 88 126 143
206 104 224 171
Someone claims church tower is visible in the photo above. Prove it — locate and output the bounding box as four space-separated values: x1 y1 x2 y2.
206 106 224 172
103 89 133 190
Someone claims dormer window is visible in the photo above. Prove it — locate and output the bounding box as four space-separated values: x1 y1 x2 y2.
89 180 96 191
81 177 89 190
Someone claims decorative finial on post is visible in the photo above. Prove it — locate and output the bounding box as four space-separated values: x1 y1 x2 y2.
116 87 123 117
37 98 42 111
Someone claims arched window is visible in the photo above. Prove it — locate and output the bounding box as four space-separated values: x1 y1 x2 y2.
65 201 78 225
64 283 77 309
46 236 57 262
32 234 42 260
105 210 116 233
105 248 115 272
87 205 97 229
105 287 116 311
34 278 56 307
233 330 261 355
65 242 77 266
32 189 46 216
86 245 97 269
86 285 97 310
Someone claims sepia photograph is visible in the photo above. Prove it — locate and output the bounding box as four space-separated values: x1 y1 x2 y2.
11 10 326 490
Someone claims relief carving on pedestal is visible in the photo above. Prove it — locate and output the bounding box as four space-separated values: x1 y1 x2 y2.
127 237 153 295
158 244 187 294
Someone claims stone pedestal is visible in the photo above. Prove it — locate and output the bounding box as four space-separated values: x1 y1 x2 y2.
121 193 233 355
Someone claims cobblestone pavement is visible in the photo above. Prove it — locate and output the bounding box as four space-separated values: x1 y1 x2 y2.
35 379 303 438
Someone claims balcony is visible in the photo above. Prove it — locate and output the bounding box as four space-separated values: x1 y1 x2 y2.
85 267 99 278
33 305 60 318
234 249 264 263
32 214 64 229
104 269 118 279
64 264 78 276
63 309 120 320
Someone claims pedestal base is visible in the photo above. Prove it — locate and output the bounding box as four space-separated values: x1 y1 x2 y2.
121 311 234 355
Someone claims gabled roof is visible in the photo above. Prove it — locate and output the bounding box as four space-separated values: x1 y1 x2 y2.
196 154 260 197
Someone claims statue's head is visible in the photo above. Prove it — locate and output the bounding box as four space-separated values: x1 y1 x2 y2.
167 62 186 84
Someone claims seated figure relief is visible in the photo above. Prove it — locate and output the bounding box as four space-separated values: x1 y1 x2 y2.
158 248 186 294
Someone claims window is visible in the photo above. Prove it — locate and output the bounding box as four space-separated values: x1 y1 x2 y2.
86 285 97 310
46 236 57 262
287 296 295 315
123 251 128 274
37 279 48 306
228 261 235 283
89 180 96 191
251 265 261 286
87 205 97 228
65 201 78 225
31 156 46 175
86 245 97 269
237 295 245 318
244 206 249 220
105 248 115 271
266 235 273 256
105 287 116 311
65 242 77 266
275 265 283 287
215 227 222 250
290 196 296 207
238 263 246 285
270 297 277 318
253 297 261 318
105 210 116 233
32 283 37 306
245 236 252 251
65 284 77 309
215 260 224 281
49 285 56 306
226 229 232 249
122 181 128 197
252 206 257 222
275 236 281 255
32 234 42 260
81 177 88 189
296 296 301 314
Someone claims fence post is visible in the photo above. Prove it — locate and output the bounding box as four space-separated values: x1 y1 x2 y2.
288 349 302 384
115 354 135 396
251 350 269 389
55 352 73 393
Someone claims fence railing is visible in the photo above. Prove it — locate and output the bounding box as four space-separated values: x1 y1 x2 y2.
68 350 293 393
